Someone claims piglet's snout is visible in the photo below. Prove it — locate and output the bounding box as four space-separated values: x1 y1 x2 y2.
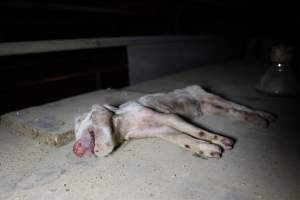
73 137 95 157
73 140 86 157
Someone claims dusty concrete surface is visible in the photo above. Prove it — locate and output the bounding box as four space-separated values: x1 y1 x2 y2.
1 60 300 200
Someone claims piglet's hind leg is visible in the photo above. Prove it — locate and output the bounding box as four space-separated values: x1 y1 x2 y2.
204 95 276 122
186 86 275 127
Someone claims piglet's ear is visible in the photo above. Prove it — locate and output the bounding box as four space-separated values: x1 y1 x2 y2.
93 126 115 157
89 106 116 157
88 105 112 124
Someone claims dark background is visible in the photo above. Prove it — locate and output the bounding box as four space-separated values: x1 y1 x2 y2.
0 0 299 114
1 1 299 41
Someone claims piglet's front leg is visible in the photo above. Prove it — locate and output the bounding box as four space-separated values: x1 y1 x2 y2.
157 113 234 150
125 126 223 159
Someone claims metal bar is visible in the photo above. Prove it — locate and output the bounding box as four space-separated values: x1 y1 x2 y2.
0 35 215 56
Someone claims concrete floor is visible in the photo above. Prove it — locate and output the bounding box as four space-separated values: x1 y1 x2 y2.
1 60 300 200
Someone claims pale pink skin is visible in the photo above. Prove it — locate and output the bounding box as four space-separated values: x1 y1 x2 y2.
73 135 94 157
73 85 275 159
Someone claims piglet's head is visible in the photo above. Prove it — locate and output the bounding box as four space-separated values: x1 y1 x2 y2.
73 105 116 157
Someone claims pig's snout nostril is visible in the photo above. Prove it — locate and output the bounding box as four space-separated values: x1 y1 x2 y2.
94 145 100 153
73 142 85 157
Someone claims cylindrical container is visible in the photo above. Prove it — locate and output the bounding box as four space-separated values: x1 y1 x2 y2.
256 44 299 96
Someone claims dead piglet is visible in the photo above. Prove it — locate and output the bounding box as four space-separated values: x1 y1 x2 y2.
73 84 276 159
73 102 234 158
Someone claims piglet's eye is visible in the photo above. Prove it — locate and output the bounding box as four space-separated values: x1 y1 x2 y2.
88 129 95 140
89 130 94 134
87 128 94 135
